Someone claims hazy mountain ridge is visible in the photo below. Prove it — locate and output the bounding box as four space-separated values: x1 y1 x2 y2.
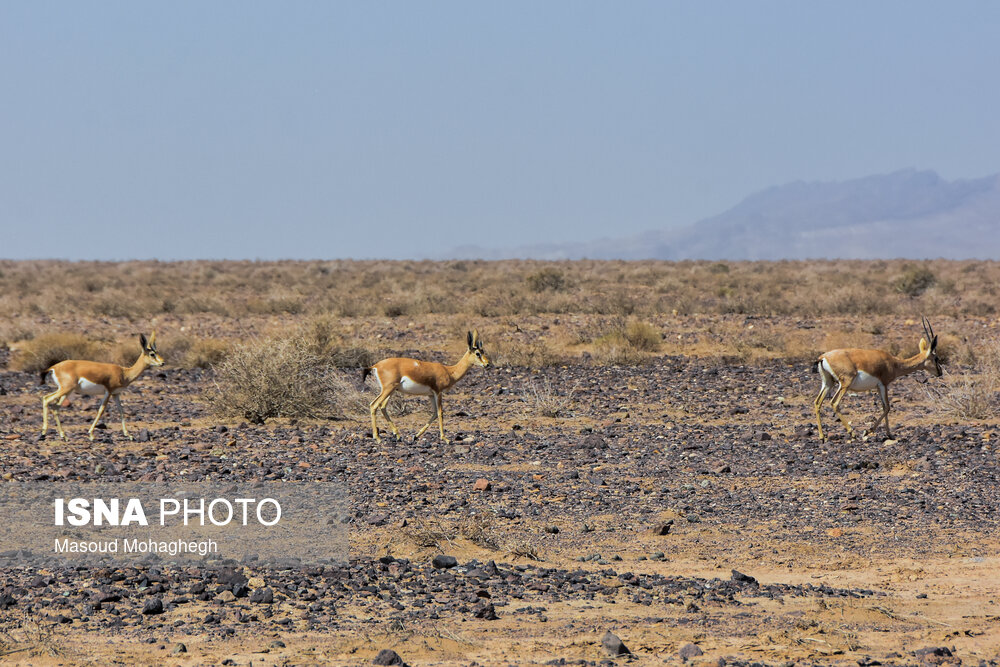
448 169 1000 260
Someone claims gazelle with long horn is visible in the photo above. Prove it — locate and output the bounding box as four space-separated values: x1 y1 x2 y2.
363 330 491 444
40 333 165 441
813 317 941 440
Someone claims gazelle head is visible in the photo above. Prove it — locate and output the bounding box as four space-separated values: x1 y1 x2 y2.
467 329 492 369
140 332 166 367
919 316 942 377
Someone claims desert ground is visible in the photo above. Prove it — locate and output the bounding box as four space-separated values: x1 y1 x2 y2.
0 259 998 666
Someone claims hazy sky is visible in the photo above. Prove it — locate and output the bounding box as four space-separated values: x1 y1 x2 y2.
2 2 998 260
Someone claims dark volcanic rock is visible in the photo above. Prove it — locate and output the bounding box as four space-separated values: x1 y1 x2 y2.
373 648 408 666
431 555 458 569
142 597 164 615
731 569 758 586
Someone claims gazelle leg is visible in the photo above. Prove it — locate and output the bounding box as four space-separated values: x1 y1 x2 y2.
88 393 111 441
42 389 71 440
829 381 855 439
379 401 401 438
415 395 438 439
874 383 892 439
114 395 132 440
813 385 831 440
369 385 398 442
436 392 448 444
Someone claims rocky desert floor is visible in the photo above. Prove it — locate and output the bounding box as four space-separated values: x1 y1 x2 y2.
1 309 999 666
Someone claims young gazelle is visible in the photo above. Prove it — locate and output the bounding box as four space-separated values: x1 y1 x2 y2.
363 330 491 444
40 333 165 441
813 318 942 441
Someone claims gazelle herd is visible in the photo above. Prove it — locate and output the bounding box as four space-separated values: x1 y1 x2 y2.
31 321 945 444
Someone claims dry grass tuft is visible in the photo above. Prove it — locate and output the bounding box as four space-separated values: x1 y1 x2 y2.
591 318 661 365
9 333 104 374
521 377 577 418
493 338 564 368
929 339 1000 420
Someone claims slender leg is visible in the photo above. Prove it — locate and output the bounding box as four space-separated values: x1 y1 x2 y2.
436 392 448 444
114 395 132 440
814 385 831 441
369 385 398 442
415 395 438 438
379 401 401 438
875 383 892 439
829 378 855 439
88 393 111 441
42 389 72 440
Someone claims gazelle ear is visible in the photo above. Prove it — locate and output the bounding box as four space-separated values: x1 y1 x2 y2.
149 330 157 349
139 333 149 350
919 337 928 353
467 331 473 349
472 329 480 348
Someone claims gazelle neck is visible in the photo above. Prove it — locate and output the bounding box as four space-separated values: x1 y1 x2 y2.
892 350 929 381
123 355 152 385
445 351 475 385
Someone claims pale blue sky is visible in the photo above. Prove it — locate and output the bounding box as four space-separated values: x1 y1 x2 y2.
2 2 998 260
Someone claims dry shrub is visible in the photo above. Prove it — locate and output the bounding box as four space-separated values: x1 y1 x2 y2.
591 318 661 365
521 377 577 417
492 338 564 368
296 316 379 369
206 335 364 424
9 333 104 373
183 338 232 369
929 339 1000 420
729 329 786 364
893 265 937 297
525 268 567 293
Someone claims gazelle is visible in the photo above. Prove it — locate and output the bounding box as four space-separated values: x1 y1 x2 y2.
363 330 491 444
40 333 165 441
813 317 941 441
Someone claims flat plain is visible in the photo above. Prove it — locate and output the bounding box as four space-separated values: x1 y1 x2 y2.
0 259 998 666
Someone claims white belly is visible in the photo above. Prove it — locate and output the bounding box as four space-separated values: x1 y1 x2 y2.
847 371 881 392
77 378 108 396
399 376 433 395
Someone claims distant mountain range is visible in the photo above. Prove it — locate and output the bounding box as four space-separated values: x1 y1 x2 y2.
447 169 1000 260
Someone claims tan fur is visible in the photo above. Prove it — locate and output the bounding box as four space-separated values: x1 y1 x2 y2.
41 332 165 441
367 330 491 444
814 329 941 441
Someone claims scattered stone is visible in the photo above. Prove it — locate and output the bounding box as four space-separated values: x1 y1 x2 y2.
473 478 491 492
172 643 187 655
142 597 164 615
472 601 499 620
679 643 704 660
650 520 673 535
373 648 408 666
731 570 758 586
601 630 631 656
249 587 273 604
432 555 458 569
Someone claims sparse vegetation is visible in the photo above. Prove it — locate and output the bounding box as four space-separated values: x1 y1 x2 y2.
9 333 104 374
930 339 1000 420
591 318 661 365
893 264 937 297
206 335 366 424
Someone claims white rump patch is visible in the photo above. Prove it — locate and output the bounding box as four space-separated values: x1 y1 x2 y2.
76 378 108 397
399 376 433 396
